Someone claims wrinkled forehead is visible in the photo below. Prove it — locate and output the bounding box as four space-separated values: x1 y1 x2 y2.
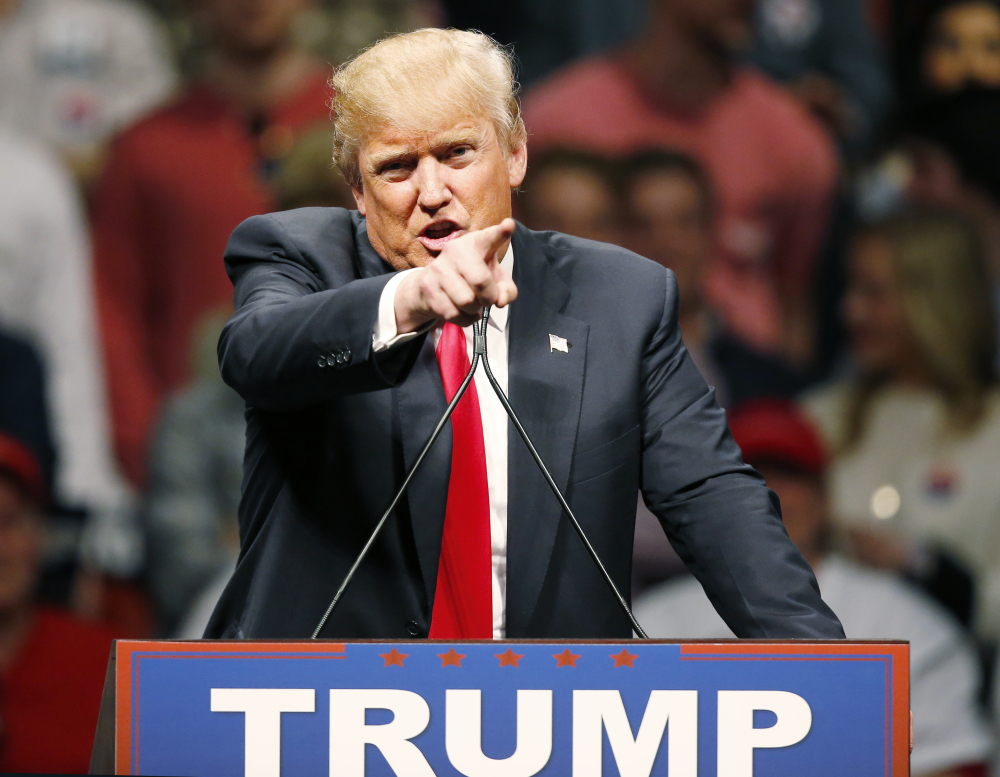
358 115 497 168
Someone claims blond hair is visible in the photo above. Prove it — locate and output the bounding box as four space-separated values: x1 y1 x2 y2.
846 211 998 445
331 28 526 189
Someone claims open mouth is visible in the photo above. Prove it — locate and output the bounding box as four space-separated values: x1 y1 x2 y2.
419 220 464 251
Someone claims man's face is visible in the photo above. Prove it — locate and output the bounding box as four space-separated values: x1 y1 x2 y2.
353 117 527 270
844 235 923 379
199 0 308 58
924 2 1000 92
0 477 42 614
522 165 619 244
626 169 713 312
661 0 756 53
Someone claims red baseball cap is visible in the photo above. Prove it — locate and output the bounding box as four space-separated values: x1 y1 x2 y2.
727 398 828 477
0 431 46 504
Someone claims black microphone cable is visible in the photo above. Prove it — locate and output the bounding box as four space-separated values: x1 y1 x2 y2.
312 307 648 639
310 321 482 639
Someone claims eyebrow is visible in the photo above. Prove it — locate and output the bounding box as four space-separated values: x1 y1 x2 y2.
364 126 488 173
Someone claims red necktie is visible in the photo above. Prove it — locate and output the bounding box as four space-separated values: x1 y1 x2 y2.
428 322 493 638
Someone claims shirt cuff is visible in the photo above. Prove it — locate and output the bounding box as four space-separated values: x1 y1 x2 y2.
373 269 433 352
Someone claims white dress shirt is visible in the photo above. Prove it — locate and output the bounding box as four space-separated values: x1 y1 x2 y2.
373 248 512 639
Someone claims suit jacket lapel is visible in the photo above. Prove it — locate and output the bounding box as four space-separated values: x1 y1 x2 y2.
504 226 589 636
354 213 449 617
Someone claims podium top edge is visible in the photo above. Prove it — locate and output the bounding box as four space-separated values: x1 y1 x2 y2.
111 638 909 645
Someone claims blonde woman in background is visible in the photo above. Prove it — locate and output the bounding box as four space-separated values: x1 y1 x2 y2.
804 210 1000 640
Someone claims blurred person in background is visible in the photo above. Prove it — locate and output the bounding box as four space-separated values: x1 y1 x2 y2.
268 123 355 211
441 0 645 86
515 149 620 244
750 0 892 373
921 0 1000 92
137 0 442 82
0 129 138 591
909 0 1000 281
623 149 812 408
144 308 242 636
0 431 119 774
0 331 55 502
0 0 177 184
861 2 1000 274
297 0 443 77
635 399 993 777
522 0 840 368
858 1 1000 373
91 0 331 489
892 0 1000 107
902 0 1000 214
624 149 810 595
145 127 354 638
0 328 79 607
803 212 1000 640
750 0 892 159
916 0 1000 352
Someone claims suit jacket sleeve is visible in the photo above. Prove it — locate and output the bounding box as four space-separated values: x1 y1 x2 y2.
218 212 425 412
640 271 844 639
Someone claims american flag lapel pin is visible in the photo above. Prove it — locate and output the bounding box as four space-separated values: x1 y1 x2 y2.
549 334 569 353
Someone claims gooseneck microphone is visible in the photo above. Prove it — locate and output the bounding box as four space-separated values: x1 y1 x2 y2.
312 306 648 639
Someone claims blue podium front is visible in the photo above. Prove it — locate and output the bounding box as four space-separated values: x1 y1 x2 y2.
98 639 909 776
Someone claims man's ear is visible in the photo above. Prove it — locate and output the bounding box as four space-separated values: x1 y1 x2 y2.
352 186 367 216
508 138 528 189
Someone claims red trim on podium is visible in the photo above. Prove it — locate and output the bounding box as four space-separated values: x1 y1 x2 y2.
115 641 346 774
680 642 910 775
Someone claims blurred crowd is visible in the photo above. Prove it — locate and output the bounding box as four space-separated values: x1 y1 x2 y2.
2 0 1000 772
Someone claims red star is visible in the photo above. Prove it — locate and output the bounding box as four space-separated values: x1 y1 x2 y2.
438 648 466 667
553 648 581 668
380 648 408 667
495 648 524 667
611 649 638 668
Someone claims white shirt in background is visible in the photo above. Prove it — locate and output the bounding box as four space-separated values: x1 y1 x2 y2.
0 131 137 573
0 0 176 163
804 382 1000 639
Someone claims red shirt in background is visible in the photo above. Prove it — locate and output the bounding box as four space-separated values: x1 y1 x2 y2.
0 607 118 774
91 73 332 485
522 58 840 354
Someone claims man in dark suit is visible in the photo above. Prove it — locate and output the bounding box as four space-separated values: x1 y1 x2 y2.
205 28 843 641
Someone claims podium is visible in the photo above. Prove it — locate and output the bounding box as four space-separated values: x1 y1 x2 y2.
90 639 909 776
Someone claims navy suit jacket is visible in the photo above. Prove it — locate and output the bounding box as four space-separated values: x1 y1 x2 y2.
205 208 844 640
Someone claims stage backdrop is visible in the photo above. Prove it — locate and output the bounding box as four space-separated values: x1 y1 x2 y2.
108 639 909 776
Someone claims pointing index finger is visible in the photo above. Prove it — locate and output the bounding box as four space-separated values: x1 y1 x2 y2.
475 218 516 263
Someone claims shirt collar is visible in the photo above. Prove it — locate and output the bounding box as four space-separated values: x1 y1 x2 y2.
487 243 513 333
